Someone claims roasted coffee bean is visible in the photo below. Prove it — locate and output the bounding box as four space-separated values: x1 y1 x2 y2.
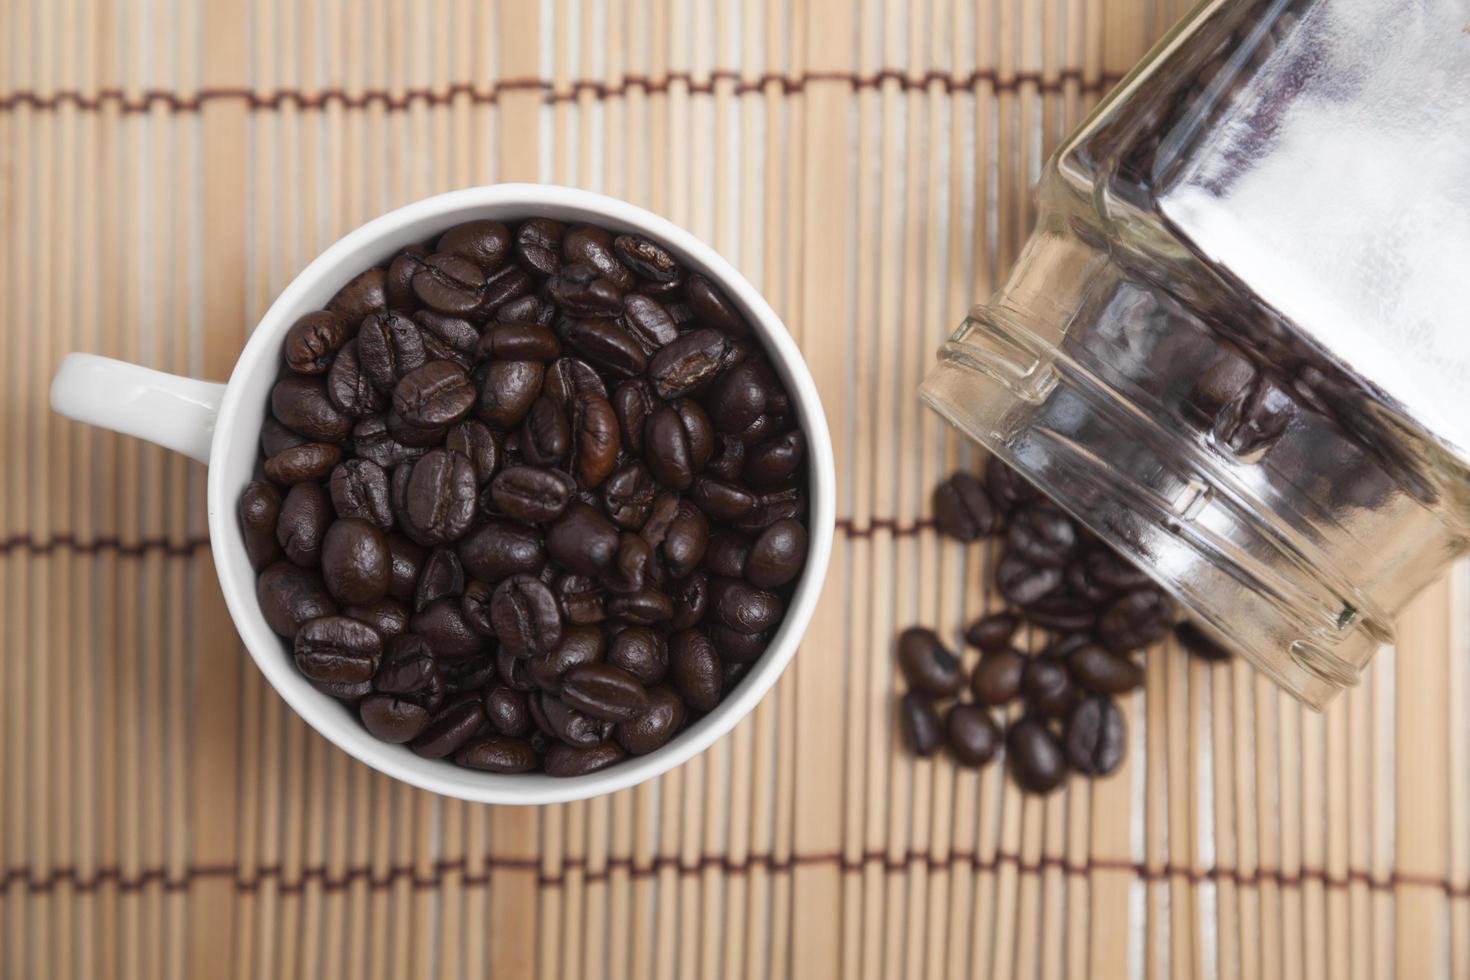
945 704 1002 768
563 225 635 290
900 691 943 756
555 573 607 625
358 312 427 390
606 627 668 685
547 261 624 316
733 486 805 532
648 329 731 399
601 462 656 529
606 588 674 625
329 459 392 528
294 616 382 699
241 481 283 570
1174 620 1232 661
1098 588 1174 653
481 322 561 363
411 252 486 315
709 577 784 636
386 409 448 449
1006 505 1079 568
1022 595 1096 632
393 360 476 430
415 546 465 613
491 573 563 658
669 573 710 631
611 233 678 282
615 685 686 755
326 340 386 417
669 629 722 711
258 562 337 638
438 219 511 272
934 471 998 541
659 501 709 578
601 533 654 594
690 477 756 521
460 578 496 635
562 317 648 377
985 455 1033 512
544 356 608 405
326 267 388 321
896 627 965 697
474 359 544 428
351 415 425 468
964 612 1019 653
497 294 554 326
995 554 1063 606
707 625 768 663
496 649 536 692
444 419 501 486
517 396 569 465
612 379 656 452
385 245 429 310
484 685 532 736
543 740 626 777
479 264 536 315
278 482 333 567
970 648 1026 706
706 436 747 481
706 360 771 435
546 502 620 576
375 635 441 694
569 391 621 488
1068 644 1143 694
456 736 539 772
638 491 681 550
284 310 352 374
1064 697 1125 776
458 520 545 582
645 400 714 490
527 624 605 690
397 448 477 546
742 430 804 488
441 654 496 692
272 376 353 443
560 664 649 722
1022 655 1077 718
1007 717 1067 793
411 693 487 759
686 274 748 337
412 598 484 659
321 518 391 605
621 293 679 352
490 465 576 524
262 416 308 457
344 597 410 638
359 695 432 743
514 217 564 276
702 531 750 579
420 332 474 372
1080 549 1152 595
746 519 806 589
538 694 606 747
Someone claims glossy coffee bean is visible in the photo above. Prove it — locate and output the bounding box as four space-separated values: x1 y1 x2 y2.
479 262 535 315
1068 644 1143 694
415 546 465 613
602 462 657 529
518 396 570 465
543 740 626 777
445 419 501 485
970 649 1026 705
742 430 804 488
560 664 649 721
258 563 338 640
491 573 563 658
690 477 756 521
537 693 608 747
411 598 484 659
606 627 668 685
555 573 607 625
561 316 647 377
393 360 476 430
612 378 656 452
400 448 478 546
614 685 686 755
351 415 425 469
707 625 768 664
326 267 388 322
746 519 806 588
265 442 342 485
702 531 750 579
526 624 605 690
496 649 536 692
458 520 545 582
621 293 679 351
240 481 283 570
284 310 352 374
896 627 965 697
272 376 353 443
1174 620 1232 661
900 691 942 756
344 597 410 638
569 391 620 488
514 218 564 276
964 612 1019 653
706 359 771 435
934 471 998 541
1098 588 1173 653
384 533 425 602
1021 655 1077 719
326 341 385 418
474 359 544 428
460 578 496 636
669 629 722 711
484 685 532 736
711 578 785 636
600 533 653 594
612 233 679 282
686 274 748 337
385 246 429 310
490 465 576 524
660 502 709 579
329 459 393 529
995 554 1063 606
648 329 732 399
944 704 1002 767
456 736 539 772
645 401 714 491
563 226 635 290
1063 697 1125 776
357 312 427 390
374 635 441 696
547 502 620 575
706 436 746 481
321 518 391 605
543 356 607 405
277 482 333 567
437 219 511 271
1006 505 1079 568
261 416 308 457
481 322 561 362
547 261 624 316
293 615 382 699
411 694 486 759
359 695 432 743
1007 717 1067 793
606 588 674 625
412 252 486 314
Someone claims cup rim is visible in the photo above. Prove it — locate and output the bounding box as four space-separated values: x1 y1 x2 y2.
205 184 836 805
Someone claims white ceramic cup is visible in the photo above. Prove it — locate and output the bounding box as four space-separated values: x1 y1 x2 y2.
50 184 835 805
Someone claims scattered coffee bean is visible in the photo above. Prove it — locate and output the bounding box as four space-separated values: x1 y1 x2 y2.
1063 697 1126 776
1007 717 1067 793
963 611 1019 653
900 691 942 756
970 649 1026 706
944 704 1002 767
1068 644 1144 694
896 627 965 697
934 471 998 541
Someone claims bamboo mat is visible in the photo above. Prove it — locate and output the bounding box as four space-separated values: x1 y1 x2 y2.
3 1 1468 977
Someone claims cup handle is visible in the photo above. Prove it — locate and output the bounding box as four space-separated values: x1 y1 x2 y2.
50 353 228 464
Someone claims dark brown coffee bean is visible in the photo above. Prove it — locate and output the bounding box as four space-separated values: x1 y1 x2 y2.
599 462 655 529
325 340 385 418
357 312 427 390
474 359 544 428
1022 595 1096 632
328 459 392 529
707 625 768 663
379 533 422 602
415 546 465 613
702 531 750 579
995 554 1063 606
1068 644 1143 695
600 533 654 594
743 430 804 487
437 219 511 272
561 664 649 722
261 416 308 457
1022 655 1077 718
490 465 576 524
563 225 635 290
669 573 710 631
514 218 564 276
896 627 965 697
561 316 648 377
277 482 333 567
496 649 536 692
944 703 1002 767
359 695 432 743
257 562 337 639
609 233 677 282
644 399 713 491
685 274 748 337
326 267 388 322
1007 717 1067 793
612 378 656 453
351 415 425 469
516 396 568 466
497 294 554 327
479 264 536 315
481 322 561 363
411 694 486 758
538 693 606 747
1063 697 1125 776
321 518 391 605
460 578 496 636
544 356 608 405
690 477 756 521
526 624 605 690
484 685 532 736
555 573 607 625
934 471 998 541
606 588 674 625
385 245 429 310
458 520 545 582
284 310 351 375
570 392 620 489
272 376 353 443
294 615 382 699
732 486 805 532
441 654 496 693
411 252 486 315
385 410 448 449
491 573 563 658
638 491 680 550
985 456 1034 512
706 436 747 481
240 481 283 570
706 359 772 435
970 649 1025 705
546 502 620 576
374 635 440 694
648 328 731 399
669 629 722 711
621 293 680 352
455 736 538 772
660 501 709 579
606 627 668 685
1006 505 1078 568
1174 620 1232 661
1098 588 1174 653
1080 550 1153 595
547 261 624 316
900 691 942 756
443 419 501 486
393 360 476 430
746 519 806 589
411 598 484 659
964 612 1020 653
615 686 686 755
399 448 477 546
543 740 626 777
344 596 410 638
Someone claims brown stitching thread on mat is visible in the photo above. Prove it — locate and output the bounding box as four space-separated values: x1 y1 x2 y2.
6 853 1467 897
0 68 1124 114
0 520 934 556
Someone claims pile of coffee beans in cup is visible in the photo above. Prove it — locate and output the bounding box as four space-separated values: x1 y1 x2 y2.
240 217 808 776
897 457 1229 793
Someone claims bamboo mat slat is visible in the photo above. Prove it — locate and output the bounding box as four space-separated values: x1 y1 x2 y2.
2 1 1468 977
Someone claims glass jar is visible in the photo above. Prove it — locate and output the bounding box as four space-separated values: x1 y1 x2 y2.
920 0 1470 708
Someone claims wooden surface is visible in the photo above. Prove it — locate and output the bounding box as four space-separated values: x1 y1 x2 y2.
3 1 1468 977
